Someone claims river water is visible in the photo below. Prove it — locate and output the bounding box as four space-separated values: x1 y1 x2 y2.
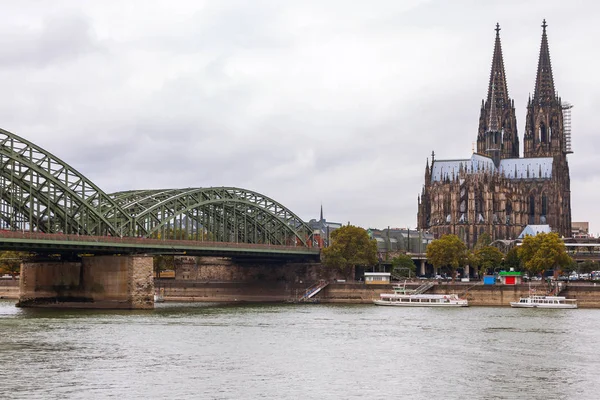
1 299 599 400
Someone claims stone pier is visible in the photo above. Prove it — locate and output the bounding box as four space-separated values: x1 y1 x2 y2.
17 255 154 309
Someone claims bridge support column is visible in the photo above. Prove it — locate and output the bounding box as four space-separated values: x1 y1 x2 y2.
17 255 154 309
419 260 426 276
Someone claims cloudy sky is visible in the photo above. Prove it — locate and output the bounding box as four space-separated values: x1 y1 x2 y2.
1 0 598 233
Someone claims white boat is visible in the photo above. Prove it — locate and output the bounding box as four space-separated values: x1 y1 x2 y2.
373 285 468 307
510 295 577 309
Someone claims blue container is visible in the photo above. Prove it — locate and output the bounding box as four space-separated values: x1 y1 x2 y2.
483 276 496 285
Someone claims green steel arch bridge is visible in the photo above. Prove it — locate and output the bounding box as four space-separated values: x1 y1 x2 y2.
0 128 318 260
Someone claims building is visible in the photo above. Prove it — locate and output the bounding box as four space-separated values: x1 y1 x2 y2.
572 222 590 239
368 227 434 255
417 21 572 249
307 205 342 248
364 272 391 285
498 270 523 285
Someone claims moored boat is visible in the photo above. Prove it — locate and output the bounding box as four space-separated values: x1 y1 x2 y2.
373 285 468 307
510 295 577 309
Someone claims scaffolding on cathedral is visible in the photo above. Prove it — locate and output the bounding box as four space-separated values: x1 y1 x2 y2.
562 102 573 154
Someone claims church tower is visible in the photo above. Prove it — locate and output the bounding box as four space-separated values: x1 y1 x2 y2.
477 23 519 162
523 20 565 158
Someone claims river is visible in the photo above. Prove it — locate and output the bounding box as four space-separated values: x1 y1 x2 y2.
1 299 599 399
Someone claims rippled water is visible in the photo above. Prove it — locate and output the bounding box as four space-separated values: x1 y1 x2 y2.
1 299 600 400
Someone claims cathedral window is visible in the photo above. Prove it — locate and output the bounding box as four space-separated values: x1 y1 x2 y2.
529 194 536 225
542 194 548 216
540 123 547 143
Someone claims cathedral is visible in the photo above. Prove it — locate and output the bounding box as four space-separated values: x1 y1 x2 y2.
417 21 572 249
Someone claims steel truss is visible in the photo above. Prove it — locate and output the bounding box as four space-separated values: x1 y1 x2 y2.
109 188 313 246
0 128 132 236
0 127 313 246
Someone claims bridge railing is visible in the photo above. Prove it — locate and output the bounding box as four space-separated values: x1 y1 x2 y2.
0 230 320 253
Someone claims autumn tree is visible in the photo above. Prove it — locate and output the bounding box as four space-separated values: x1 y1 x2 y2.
322 225 377 278
391 253 416 278
517 232 572 278
426 234 468 282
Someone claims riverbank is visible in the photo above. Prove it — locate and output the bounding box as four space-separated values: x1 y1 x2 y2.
155 280 600 308
6 279 600 307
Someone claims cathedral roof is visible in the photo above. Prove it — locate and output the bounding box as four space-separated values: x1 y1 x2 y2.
518 225 551 239
498 157 553 179
430 153 553 182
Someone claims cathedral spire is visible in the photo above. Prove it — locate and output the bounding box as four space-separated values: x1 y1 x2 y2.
487 81 499 133
533 19 555 103
487 23 509 108
478 23 517 159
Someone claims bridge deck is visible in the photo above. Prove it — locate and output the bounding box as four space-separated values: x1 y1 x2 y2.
0 231 321 260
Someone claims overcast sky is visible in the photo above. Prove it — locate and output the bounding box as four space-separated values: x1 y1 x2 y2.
1 1 598 234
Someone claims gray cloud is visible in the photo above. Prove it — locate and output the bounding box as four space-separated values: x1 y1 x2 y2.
0 0 597 232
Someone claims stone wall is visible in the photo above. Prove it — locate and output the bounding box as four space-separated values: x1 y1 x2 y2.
17 255 154 309
127 256 154 309
174 256 332 283
0 279 20 299
157 281 600 308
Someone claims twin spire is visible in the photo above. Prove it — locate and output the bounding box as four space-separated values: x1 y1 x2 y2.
479 20 556 160
533 19 556 103
487 23 510 112
488 20 554 106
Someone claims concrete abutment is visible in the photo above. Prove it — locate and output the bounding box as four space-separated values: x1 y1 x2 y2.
17 255 154 309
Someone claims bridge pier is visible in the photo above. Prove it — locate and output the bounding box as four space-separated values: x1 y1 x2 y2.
17 255 154 309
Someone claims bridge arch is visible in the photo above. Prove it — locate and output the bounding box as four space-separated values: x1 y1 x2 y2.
109 187 314 246
0 128 132 236
0 128 313 247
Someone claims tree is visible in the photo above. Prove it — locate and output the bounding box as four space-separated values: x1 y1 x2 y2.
502 247 521 272
154 255 174 278
474 233 492 250
0 251 30 279
426 234 468 282
391 254 416 278
579 260 600 275
517 232 572 278
467 250 481 277
475 246 504 276
322 225 377 277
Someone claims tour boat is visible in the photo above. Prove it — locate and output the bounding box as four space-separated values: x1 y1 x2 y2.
510 295 577 309
373 286 468 307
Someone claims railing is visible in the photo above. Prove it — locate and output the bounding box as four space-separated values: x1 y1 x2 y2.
413 282 434 294
298 280 329 302
0 230 318 253
546 281 566 296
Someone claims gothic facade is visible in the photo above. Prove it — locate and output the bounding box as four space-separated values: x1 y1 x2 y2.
417 21 572 248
